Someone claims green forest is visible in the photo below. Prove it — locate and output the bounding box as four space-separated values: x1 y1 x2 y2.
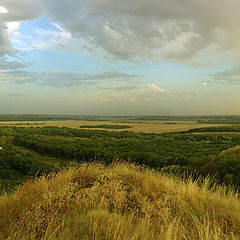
1 125 240 192
187 125 240 132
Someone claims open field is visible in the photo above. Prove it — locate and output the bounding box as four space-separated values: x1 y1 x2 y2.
0 120 227 133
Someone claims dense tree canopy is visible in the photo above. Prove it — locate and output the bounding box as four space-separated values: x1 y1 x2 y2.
1 126 240 192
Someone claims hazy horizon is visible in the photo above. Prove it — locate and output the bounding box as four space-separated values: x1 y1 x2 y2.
1 1 240 115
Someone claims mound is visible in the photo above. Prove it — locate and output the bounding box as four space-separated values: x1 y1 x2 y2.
210 146 240 185
0 163 240 240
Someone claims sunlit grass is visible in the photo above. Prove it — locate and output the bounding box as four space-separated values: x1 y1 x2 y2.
1 162 240 239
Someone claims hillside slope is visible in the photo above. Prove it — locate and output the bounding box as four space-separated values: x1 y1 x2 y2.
1 163 240 240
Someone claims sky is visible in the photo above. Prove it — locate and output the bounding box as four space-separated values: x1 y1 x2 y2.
0 0 240 115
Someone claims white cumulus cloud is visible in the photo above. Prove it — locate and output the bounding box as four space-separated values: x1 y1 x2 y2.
148 83 167 93
0 6 7 14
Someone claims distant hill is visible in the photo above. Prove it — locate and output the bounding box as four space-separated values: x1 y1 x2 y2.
1 162 240 240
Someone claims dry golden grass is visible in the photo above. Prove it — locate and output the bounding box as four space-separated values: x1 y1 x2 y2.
1 162 240 240
0 120 225 133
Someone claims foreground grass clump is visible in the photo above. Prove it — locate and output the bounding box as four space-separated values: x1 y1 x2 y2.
1 163 240 240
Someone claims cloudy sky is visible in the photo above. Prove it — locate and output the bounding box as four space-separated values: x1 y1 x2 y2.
0 0 240 115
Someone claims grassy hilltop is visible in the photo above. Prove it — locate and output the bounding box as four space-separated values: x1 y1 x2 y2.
1 162 240 240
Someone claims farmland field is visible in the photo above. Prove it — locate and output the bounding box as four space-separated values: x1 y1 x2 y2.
0 119 226 133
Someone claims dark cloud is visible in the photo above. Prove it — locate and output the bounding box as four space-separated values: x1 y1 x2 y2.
0 22 16 55
212 66 240 84
43 0 240 61
80 71 139 81
0 58 28 70
0 0 240 61
0 0 42 22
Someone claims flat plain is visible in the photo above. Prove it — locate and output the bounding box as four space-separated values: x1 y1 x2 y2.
0 120 225 133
